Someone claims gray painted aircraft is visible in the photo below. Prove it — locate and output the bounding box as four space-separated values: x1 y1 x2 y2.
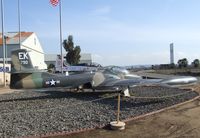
10 49 198 92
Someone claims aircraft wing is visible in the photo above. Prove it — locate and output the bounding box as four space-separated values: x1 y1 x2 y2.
92 72 198 91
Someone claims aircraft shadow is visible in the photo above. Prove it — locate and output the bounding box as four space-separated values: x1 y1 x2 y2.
0 90 116 103
0 90 164 109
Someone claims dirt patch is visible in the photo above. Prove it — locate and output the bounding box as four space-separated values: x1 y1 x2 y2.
0 87 16 94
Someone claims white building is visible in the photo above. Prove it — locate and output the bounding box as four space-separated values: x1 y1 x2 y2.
0 32 47 69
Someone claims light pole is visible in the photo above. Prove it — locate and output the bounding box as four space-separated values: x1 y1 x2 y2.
1 0 6 87
18 0 21 46
59 0 63 74
4 35 7 64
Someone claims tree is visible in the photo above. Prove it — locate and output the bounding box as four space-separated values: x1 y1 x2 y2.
192 59 200 68
63 35 81 65
178 58 188 68
47 64 55 72
170 63 175 69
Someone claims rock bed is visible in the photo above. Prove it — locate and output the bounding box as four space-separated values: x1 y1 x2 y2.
0 86 198 137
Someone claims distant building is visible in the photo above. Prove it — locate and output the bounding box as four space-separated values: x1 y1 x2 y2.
45 53 92 67
0 32 47 69
79 53 92 64
170 43 174 64
0 63 10 85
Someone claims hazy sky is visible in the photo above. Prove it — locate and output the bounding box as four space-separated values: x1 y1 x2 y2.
2 0 200 66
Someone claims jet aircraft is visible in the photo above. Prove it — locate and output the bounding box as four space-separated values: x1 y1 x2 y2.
10 49 198 93
10 49 95 89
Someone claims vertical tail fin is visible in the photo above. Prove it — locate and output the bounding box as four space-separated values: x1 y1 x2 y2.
11 49 34 73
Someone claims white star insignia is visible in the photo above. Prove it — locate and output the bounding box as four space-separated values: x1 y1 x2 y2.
50 79 56 86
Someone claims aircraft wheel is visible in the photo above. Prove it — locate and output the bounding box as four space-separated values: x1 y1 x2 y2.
120 86 130 97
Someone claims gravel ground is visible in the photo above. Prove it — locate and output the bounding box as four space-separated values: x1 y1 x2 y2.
0 86 198 137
